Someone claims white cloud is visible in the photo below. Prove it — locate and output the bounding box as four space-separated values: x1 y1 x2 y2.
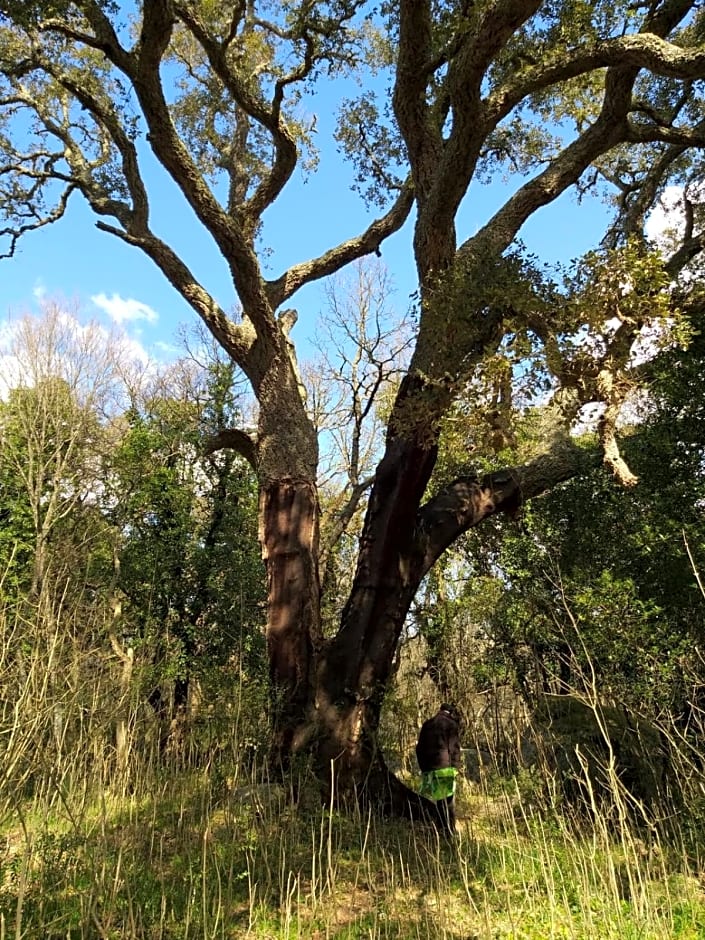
91 292 159 325
0 306 156 403
120 333 153 366
154 339 180 354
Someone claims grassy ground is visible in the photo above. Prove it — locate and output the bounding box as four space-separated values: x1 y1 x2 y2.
2 762 705 940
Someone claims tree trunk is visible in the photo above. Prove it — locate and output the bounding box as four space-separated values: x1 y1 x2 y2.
259 424 445 821
260 478 321 765
258 356 592 822
257 412 441 820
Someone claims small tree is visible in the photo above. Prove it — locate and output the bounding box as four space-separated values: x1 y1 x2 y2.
106 355 265 752
0 305 134 598
0 305 139 782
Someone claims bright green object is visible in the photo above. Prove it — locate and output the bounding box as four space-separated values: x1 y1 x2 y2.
419 767 457 801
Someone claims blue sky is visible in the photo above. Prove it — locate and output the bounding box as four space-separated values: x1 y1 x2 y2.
0 70 616 372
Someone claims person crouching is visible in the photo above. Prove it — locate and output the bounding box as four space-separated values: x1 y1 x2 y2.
416 703 461 833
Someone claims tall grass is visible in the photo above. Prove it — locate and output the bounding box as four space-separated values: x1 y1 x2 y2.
2 595 705 938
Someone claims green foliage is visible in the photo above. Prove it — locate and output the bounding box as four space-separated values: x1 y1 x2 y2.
478 318 705 714
412 266 705 732
0 311 267 780
0 430 34 598
106 361 266 701
335 91 407 207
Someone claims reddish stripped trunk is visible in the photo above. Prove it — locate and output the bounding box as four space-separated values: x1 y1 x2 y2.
260 478 321 763
310 430 438 803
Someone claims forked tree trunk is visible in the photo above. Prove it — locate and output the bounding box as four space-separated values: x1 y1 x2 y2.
255 317 584 823
259 412 579 825
261 423 447 824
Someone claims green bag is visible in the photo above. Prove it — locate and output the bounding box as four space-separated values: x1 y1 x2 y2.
419 767 457 801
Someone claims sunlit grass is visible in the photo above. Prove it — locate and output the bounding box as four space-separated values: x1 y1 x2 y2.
2 758 705 939
2 591 705 938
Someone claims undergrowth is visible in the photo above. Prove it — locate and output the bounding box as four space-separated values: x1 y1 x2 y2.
2 757 705 939
2 594 705 938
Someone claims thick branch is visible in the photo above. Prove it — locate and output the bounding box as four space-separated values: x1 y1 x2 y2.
265 180 415 308
625 118 705 147
203 428 258 470
464 70 636 261
665 228 705 276
488 32 705 130
41 5 132 71
434 0 542 223
393 0 438 181
417 441 601 575
95 221 256 368
129 5 272 327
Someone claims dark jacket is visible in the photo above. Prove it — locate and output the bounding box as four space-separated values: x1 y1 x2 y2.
416 709 461 772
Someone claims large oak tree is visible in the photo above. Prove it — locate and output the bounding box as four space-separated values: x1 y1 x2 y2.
2 0 705 817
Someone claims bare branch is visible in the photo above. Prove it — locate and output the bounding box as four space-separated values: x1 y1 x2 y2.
319 475 374 575
0 180 76 258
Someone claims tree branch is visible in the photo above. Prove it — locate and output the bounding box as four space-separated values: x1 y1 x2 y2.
129 3 271 325
203 428 258 470
393 0 443 199
40 7 132 72
0 181 77 258
488 32 705 131
265 180 415 308
417 440 601 575
173 2 299 226
464 69 637 261
440 0 542 194
43 67 150 229
95 221 256 368
625 111 705 147
319 474 375 577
